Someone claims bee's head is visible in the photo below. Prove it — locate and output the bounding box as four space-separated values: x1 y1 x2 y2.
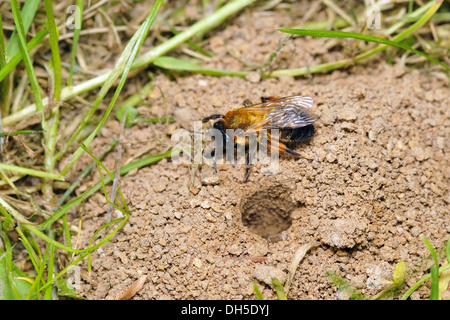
213 119 225 132
211 119 233 147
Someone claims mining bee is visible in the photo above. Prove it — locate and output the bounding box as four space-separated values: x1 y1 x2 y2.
202 95 317 182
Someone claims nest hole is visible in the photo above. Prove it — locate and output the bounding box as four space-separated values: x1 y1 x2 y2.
240 185 297 241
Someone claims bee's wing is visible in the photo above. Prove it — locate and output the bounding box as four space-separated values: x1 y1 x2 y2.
265 95 314 109
245 96 316 132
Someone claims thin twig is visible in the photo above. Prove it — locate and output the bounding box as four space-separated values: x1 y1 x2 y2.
322 0 356 29
105 112 127 230
285 242 319 295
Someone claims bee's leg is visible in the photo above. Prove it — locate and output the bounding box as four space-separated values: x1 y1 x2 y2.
282 145 301 156
275 139 300 156
243 99 253 107
261 135 300 157
213 149 218 174
260 96 281 103
243 148 251 182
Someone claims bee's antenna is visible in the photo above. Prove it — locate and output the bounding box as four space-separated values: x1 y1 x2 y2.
202 114 225 122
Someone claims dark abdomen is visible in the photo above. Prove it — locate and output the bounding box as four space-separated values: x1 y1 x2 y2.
279 124 315 146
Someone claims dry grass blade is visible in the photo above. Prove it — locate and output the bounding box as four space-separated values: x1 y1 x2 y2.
285 242 319 294
117 275 147 300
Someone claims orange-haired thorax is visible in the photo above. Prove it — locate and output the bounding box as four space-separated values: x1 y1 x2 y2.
224 109 267 130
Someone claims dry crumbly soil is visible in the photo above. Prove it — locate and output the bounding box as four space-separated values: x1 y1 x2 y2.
70 9 449 300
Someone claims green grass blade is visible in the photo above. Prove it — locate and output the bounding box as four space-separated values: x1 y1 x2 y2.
0 11 6 68
23 222 112 254
401 263 450 300
326 269 367 300
253 281 264 300
0 163 64 181
5 0 40 59
43 0 61 102
10 0 45 115
43 230 55 300
115 105 138 127
271 278 287 300
0 10 6 152
0 129 44 137
422 236 439 300
60 213 72 260
0 251 34 300
15 228 39 274
372 261 407 300
153 56 249 77
1 233 22 299
17 228 44 299
429 265 439 300
68 0 84 86
278 28 449 71
1 231 36 300
55 278 85 299
80 144 131 221
0 194 33 225
54 140 115 260
0 29 47 83
0 207 13 232
42 0 62 197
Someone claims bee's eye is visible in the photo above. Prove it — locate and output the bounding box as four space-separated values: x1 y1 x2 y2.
213 121 224 130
